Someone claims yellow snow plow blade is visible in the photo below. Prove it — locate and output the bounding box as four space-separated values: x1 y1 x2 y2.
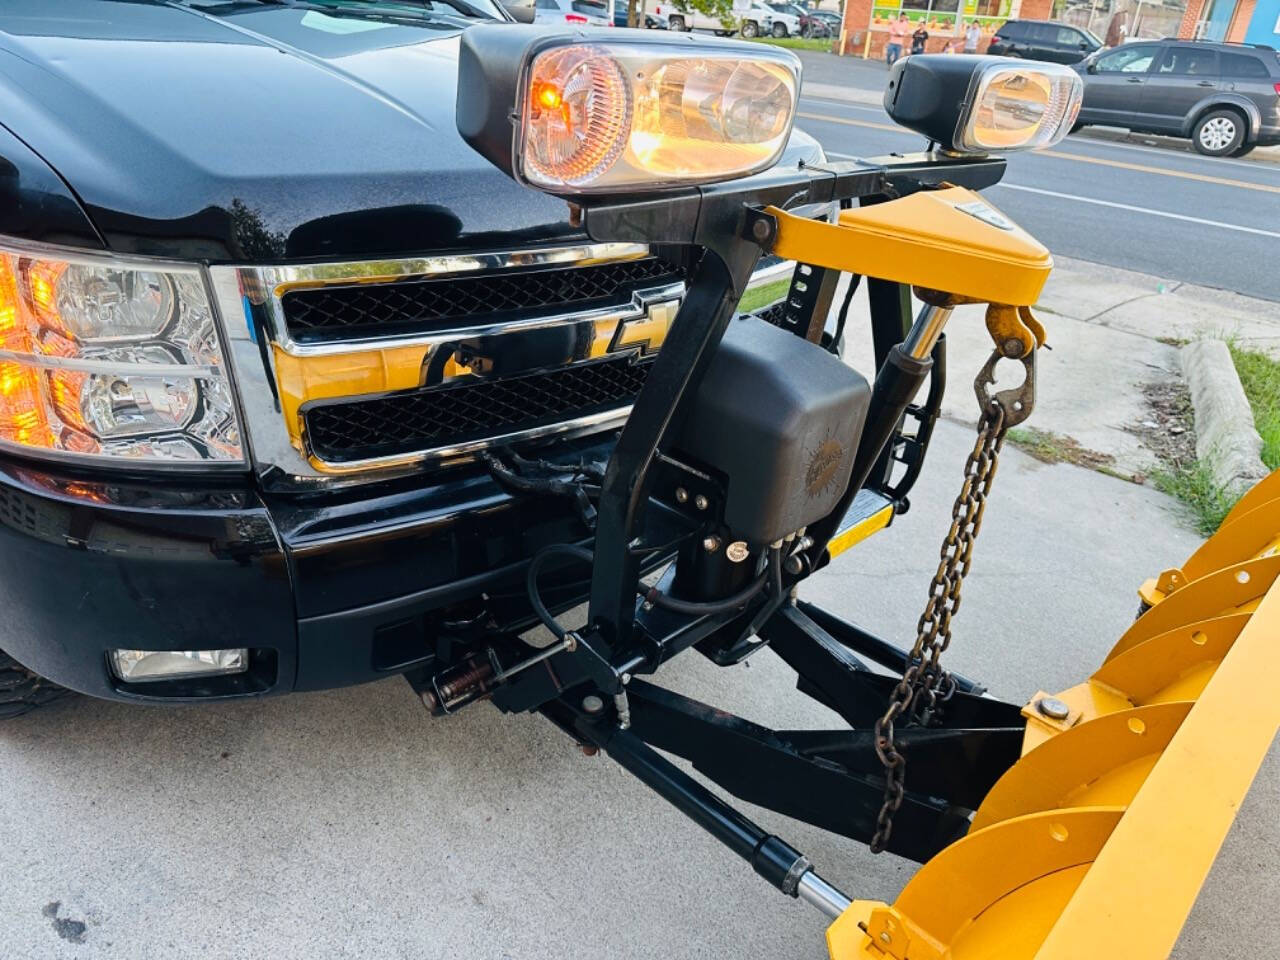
827 471 1280 960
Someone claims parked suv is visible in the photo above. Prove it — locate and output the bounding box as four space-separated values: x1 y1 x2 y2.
1074 40 1280 156
987 19 1102 64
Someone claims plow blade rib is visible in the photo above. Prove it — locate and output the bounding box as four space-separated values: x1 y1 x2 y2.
828 472 1280 959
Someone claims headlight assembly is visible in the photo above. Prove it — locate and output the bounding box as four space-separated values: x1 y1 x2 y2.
457 27 800 195
884 55 1083 155
0 241 243 467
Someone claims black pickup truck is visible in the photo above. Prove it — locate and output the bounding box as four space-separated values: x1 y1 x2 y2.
0 0 815 713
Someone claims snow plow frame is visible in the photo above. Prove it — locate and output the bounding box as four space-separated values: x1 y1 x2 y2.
443 34 1275 958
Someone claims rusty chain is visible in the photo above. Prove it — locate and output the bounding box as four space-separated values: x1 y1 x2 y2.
868 345 1035 855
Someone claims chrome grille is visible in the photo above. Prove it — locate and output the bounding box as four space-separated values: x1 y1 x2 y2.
281 256 686 341
305 354 654 463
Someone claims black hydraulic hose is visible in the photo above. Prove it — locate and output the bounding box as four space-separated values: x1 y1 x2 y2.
526 543 596 640
509 450 607 482
642 563 770 616
481 452 601 498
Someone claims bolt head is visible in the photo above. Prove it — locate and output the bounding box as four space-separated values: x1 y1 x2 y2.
725 541 750 563
1036 696 1070 720
1002 337 1025 358
582 694 605 714
621 673 632 685
694 494 709 511
751 218 771 242
702 535 721 553
674 487 689 504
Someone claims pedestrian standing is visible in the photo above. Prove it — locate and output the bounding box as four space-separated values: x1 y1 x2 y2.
885 14 910 67
963 19 981 53
910 24 929 55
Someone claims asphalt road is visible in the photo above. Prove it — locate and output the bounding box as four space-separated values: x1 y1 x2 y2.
791 51 1280 302
6 422 1274 959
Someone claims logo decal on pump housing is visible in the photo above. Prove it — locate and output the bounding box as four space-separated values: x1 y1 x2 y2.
805 434 845 499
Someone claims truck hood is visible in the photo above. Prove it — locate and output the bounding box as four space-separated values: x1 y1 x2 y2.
0 0 822 263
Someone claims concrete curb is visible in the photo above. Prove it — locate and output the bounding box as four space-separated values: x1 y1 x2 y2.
1181 339 1268 496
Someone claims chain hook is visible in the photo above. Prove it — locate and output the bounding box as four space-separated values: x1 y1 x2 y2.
974 347 1037 430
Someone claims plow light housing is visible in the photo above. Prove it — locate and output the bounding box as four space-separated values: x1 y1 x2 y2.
884 55 1083 155
456 25 800 195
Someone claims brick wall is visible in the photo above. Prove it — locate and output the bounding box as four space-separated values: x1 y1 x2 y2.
1227 0 1257 40
1178 0 1207 37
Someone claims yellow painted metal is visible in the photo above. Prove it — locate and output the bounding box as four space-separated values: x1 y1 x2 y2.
971 703 1190 831
828 468 1280 960
1109 553 1280 662
827 504 895 560
827 809 1123 960
1032 572 1280 960
766 187 1053 308
1139 466 1280 606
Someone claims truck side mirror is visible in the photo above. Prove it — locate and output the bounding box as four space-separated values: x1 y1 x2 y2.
1086 61 1098 74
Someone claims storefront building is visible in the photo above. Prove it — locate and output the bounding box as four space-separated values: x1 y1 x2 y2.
837 0 1054 57
1177 0 1280 43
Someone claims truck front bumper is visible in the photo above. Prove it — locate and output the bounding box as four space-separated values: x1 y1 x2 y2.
0 439 609 703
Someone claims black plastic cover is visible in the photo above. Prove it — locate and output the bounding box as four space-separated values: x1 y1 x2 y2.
676 317 871 545
883 54 991 150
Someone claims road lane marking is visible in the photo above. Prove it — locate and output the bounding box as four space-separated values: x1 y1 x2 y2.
1059 135 1280 176
797 111 902 134
805 99 1280 174
800 110 1280 194
990 183 1280 239
1037 148 1280 195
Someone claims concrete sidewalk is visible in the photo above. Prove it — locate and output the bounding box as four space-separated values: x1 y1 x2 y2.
835 254 1280 481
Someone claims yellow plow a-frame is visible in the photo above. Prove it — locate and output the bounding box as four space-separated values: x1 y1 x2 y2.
827 471 1280 959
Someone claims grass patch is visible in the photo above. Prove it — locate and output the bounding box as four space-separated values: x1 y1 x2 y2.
1228 343 1280 470
739 277 790 313
1005 426 1118 473
746 35 832 52
1150 460 1238 536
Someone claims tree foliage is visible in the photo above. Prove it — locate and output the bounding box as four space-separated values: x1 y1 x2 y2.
677 0 737 26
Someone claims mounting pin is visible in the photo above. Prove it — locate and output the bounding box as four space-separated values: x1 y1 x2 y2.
1036 696 1070 720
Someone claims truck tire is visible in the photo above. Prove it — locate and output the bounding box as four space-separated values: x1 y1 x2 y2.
741 19 758 37
1193 109 1244 157
667 14 686 30
0 650 72 720
772 21 787 37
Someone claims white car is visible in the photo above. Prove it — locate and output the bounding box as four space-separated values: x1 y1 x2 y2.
760 1 802 36
655 0 782 37
651 2 732 32
533 0 614 26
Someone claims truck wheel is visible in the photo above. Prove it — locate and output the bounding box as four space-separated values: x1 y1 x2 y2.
771 21 787 37
0 650 72 720
667 14 686 31
1193 109 1244 157
741 19 758 37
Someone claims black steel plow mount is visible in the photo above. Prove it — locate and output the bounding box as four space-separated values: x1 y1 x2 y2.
410 153 1031 915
